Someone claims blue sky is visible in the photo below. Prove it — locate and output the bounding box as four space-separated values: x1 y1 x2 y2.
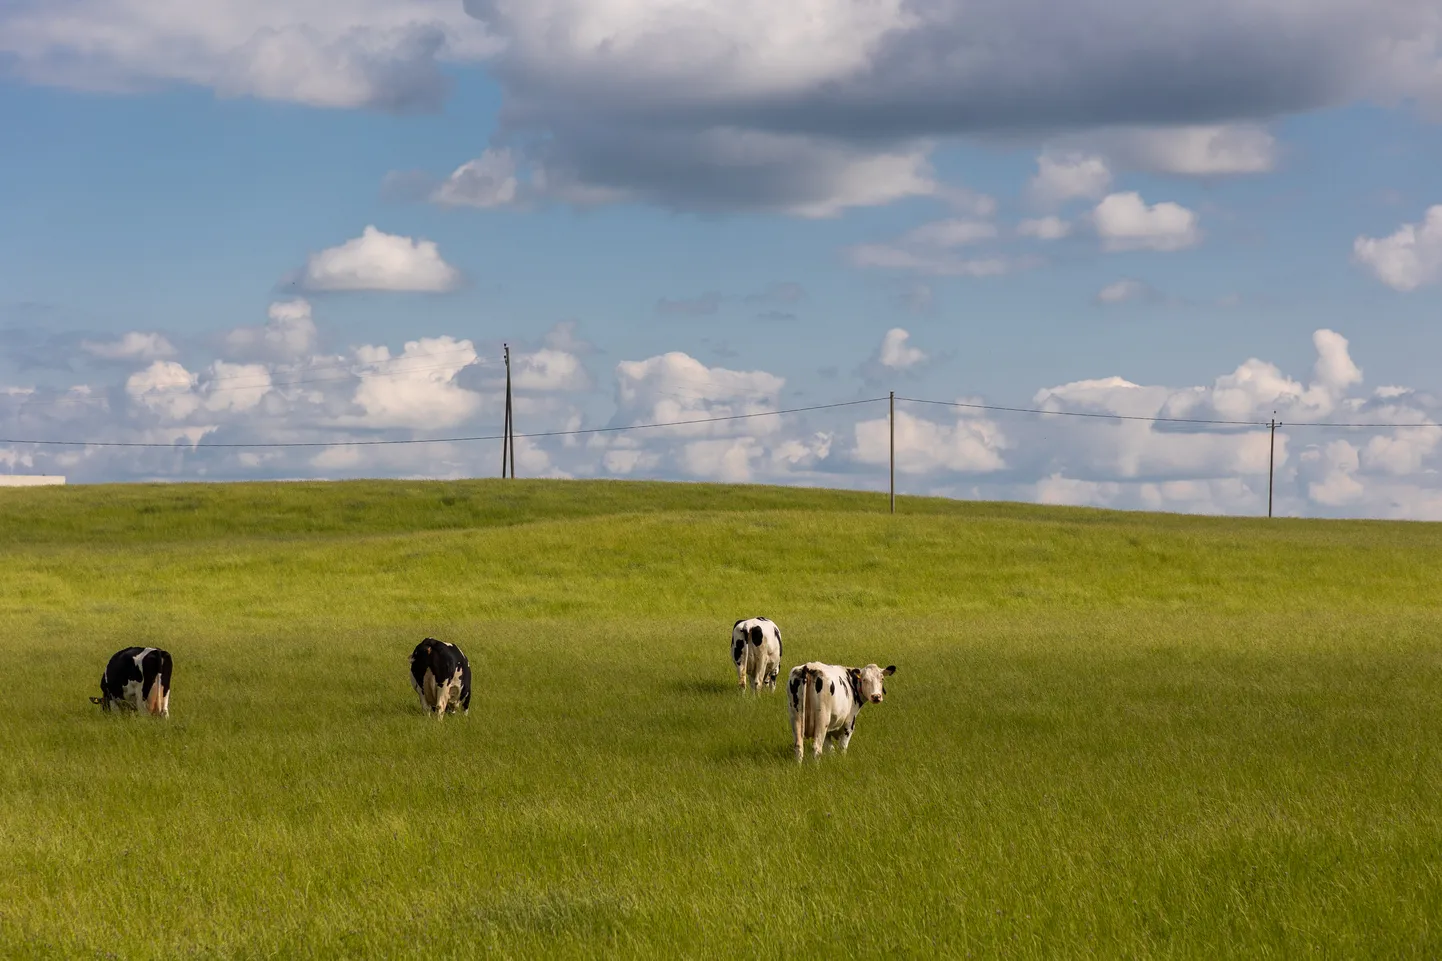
2 1 1442 519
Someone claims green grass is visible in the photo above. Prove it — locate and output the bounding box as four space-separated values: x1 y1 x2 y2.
1 478 1439 959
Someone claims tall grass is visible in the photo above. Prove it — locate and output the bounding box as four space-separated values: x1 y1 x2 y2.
0 479 1438 958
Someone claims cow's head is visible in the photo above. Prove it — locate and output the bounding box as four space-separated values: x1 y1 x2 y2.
848 664 896 704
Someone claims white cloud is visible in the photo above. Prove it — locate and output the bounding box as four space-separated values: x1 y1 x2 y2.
9 0 1442 219
1017 216 1072 240
876 329 926 371
1312 328 1363 393
1092 192 1202 252
513 347 592 392
614 352 784 436
16 311 1442 522
81 331 178 362
126 360 202 421
1028 152 1112 207
430 148 520 208
854 409 1007 474
0 0 496 111
297 226 463 293
1353 205 1442 291
349 335 481 429
225 299 319 360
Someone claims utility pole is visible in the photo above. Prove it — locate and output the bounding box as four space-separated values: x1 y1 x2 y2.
889 390 895 514
506 344 516 479
1267 414 1277 518
501 344 513 479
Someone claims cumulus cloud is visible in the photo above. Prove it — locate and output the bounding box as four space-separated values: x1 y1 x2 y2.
430 149 521 208
348 336 482 429
513 347 592 392
225 299 319 360
296 226 463 293
854 409 1007 474
1092 192 1202 252
0 0 496 112
877 329 926 371
81 331 178 362
12 310 1442 521
1353 205 1442 291
1028 152 1112 207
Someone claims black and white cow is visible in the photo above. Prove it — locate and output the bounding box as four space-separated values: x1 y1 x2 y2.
731 616 782 692
90 647 172 717
787 661 895 762
409 638 471 718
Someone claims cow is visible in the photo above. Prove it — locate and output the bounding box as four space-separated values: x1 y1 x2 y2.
731 616 782 692
89 647 172 717
409 638 471 718
787 661 895 762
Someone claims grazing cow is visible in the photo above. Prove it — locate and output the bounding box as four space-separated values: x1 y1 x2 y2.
787 661 895 762
89 647 172 717
731 616 782 692
409 638 471 718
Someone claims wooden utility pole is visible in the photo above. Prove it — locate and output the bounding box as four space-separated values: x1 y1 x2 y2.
501 344 513 479
1267 414 1277 518
889 390 895 514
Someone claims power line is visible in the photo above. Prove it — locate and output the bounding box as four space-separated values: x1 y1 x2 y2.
897 396 1442 430
895 396 1266 426
0 397 886 450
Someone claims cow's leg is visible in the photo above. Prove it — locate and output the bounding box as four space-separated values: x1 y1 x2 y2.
751 658 767 694
737 656 749 690
791 685 806 763
812 706 831 758
836 717 857 753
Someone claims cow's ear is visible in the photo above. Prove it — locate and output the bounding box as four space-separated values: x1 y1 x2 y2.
883 665 896 676
847 668 860 682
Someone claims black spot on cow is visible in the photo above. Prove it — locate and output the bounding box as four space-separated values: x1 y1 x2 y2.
814 676 823 693
731 637 745 664
829 681 835 695
749 625 765 647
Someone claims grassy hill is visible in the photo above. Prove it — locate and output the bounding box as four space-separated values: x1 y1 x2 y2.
1 479 1439 958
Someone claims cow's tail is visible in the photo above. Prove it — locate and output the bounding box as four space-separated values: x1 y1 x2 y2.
422 669 439 715
146 677 164 716
794 666 811 761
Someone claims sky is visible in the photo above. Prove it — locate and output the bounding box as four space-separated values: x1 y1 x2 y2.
2 0 1442 519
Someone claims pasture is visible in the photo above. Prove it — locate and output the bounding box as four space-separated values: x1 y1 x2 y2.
1 478 1440 959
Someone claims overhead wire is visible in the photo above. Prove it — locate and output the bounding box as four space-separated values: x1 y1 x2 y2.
0 397 888 450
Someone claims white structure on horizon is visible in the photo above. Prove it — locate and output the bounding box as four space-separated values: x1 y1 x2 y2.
0 475 66 487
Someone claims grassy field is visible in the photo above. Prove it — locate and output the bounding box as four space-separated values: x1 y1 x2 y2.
1 478 1439 959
